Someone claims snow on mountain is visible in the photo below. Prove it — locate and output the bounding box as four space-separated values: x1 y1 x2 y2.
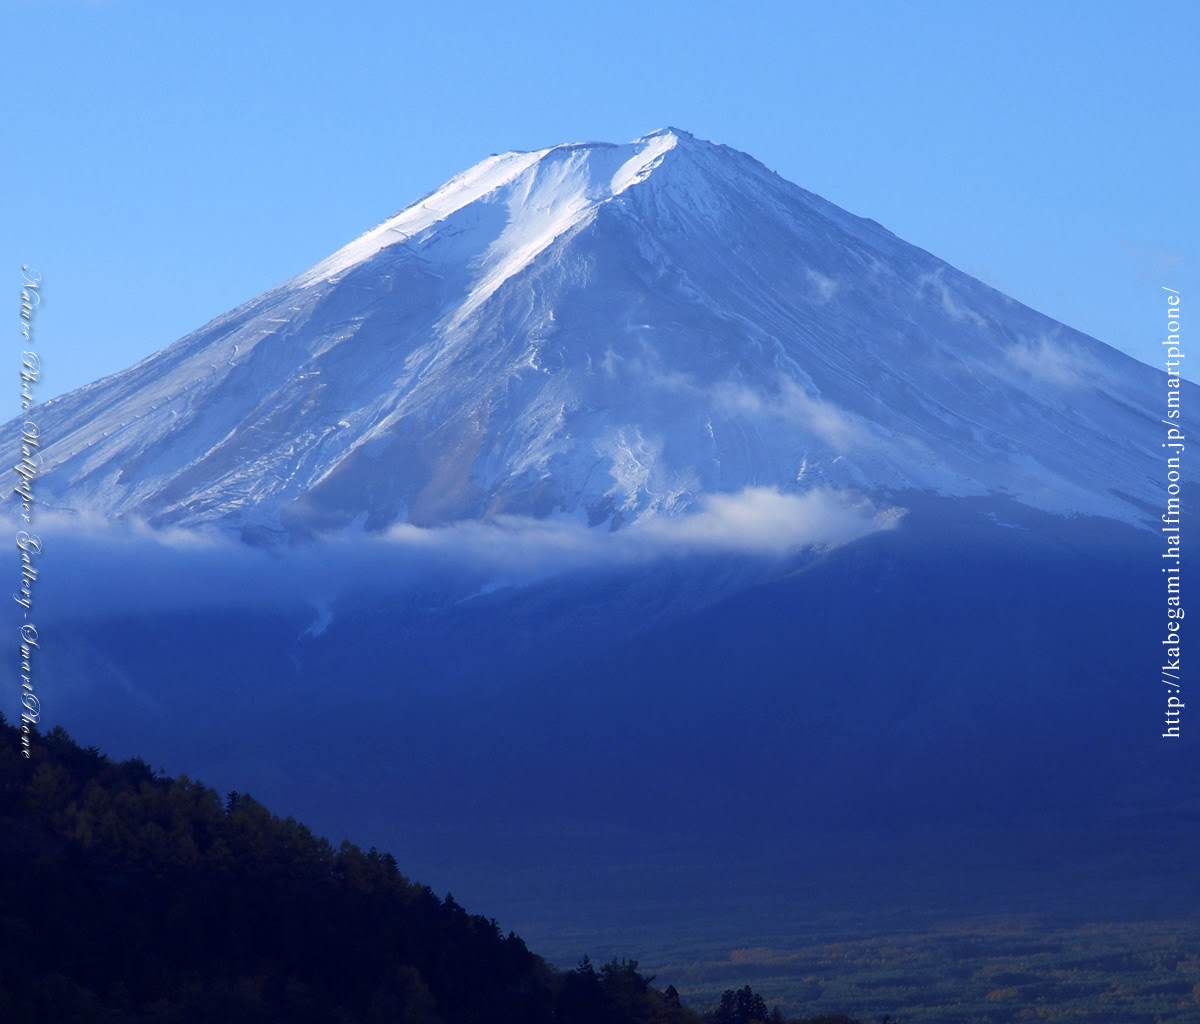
17 129 1167 538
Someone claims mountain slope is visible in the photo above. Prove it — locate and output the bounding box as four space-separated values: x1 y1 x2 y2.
1 717 734 1024
21 129 1168 537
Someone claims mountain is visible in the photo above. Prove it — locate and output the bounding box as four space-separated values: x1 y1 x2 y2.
22 128 1166 537
11 129 1197 980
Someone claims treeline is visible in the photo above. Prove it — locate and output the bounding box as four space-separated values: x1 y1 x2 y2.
0 718 869 1023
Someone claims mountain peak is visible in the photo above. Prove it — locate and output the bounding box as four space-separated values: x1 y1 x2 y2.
295 129 684 293
637 126 695 142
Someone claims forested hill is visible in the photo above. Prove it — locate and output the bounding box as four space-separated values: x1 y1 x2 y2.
0 718 868 1024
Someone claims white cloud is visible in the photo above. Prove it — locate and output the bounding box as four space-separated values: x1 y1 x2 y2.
714 377 866 452
600 344 865 453
1003 335 1089 390
628 487 890 555
28 487 899 619
917 268 987 328
806 269 839 304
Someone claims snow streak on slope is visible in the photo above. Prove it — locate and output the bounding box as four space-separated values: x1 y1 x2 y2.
16 129 1170 537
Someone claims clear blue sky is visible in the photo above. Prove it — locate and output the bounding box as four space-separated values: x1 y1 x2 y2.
6 0 1197 413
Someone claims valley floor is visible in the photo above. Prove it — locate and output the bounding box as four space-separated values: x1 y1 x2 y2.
657 916 1200 1024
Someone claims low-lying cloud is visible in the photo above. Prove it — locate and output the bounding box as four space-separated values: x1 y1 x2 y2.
22 487 900 621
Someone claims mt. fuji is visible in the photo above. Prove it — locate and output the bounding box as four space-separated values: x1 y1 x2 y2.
13 131 1199 978
22 129 1165 538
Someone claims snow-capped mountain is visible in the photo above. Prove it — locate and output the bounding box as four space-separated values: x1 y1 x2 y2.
16 130 1197 969
22 128 1165 536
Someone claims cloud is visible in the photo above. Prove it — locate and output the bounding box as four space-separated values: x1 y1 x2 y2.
714 377 866 452
628 487 891 554
600 344 869 453
20 487 899 621
917 268 987 328
1003 335 1091 390
599 344 699 394
805 269 839 304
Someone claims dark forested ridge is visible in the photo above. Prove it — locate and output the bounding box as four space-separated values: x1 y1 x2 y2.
0 717 871 1024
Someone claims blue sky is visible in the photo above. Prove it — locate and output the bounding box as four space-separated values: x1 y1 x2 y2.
6 0 1197 412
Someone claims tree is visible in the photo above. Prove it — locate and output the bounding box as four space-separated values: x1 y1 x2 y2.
710 985 769 1024
556 955 611 1024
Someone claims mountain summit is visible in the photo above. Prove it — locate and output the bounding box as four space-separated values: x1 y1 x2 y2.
25 129 1164 537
